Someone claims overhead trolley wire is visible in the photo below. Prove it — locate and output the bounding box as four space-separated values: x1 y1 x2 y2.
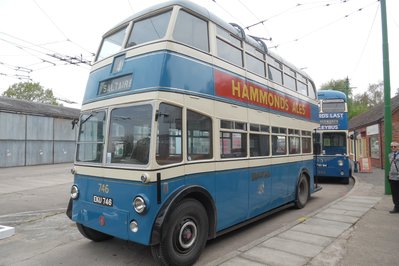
268 0 379 49
351 4 380 78
32 0 94 56
244 0 350 31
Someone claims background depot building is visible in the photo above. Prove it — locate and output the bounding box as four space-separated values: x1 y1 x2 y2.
0 96 79 167
348 94 399 169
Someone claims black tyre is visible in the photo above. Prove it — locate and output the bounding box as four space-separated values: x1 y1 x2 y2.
151 199 209 266
341 177 350 184
76 223 113 242
295 174 309 209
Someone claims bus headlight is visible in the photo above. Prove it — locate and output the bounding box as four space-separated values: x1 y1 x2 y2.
130 220 139 233
338 160 344 167
71 185 79 199
133 196 147 214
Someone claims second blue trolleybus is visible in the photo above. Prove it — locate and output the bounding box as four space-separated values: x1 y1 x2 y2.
67 1 321 265
314 90 351 184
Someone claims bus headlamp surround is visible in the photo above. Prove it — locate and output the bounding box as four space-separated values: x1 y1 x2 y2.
71 185 79 199
133 196 147 214
338 160 344 167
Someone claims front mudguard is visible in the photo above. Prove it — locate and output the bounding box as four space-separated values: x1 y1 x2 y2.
66 198 73 219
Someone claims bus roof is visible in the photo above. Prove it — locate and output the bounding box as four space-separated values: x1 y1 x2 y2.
317 90 347 101
102 0 313 82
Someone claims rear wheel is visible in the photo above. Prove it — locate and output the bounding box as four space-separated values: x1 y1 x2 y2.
76 223 113 242
295 174 309 209
151 199 208 266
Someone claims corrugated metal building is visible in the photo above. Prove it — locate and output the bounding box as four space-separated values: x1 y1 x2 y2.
0 96 80 167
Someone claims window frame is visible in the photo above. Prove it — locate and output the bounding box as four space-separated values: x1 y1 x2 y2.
271 127 287 156
216 26 244 67
173 9 210 52
187 109 213 161
126 9 172 48
249 123 270 157
156 103 183 165
220 119 247 159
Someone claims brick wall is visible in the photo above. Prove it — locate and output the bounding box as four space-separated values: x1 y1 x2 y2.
380 108 399 169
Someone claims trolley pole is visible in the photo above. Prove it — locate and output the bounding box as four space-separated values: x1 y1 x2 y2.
380 0 392 195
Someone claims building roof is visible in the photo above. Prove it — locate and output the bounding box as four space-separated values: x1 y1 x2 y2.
0 96 80 119
349 94 399 130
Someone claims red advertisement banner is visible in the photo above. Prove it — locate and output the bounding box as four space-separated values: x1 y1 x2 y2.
214 70 311 119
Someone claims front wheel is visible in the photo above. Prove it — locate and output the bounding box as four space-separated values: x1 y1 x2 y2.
151 199 209 266
76 223 113 242
295 174 309 209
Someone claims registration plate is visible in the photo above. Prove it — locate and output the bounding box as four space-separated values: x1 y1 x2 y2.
93 195 113 207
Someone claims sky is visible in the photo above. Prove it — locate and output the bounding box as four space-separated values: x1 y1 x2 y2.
0 0 398 108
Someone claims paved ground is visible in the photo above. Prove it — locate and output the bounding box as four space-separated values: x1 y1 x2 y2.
206 168 399 266
1 164 398 265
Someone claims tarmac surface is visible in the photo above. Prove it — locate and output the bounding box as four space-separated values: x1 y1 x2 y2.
1 164 398 265
206 168 399 266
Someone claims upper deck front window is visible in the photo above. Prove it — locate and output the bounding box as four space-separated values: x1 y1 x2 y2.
127 11 172 48
322 100 346 112
97 26 128 61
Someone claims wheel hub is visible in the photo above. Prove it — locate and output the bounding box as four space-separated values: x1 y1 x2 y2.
178 220 197 249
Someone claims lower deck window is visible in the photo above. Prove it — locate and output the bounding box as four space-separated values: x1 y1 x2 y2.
187 110 212 161
156 103 182 165
220 132 247 158
289 136 301 154
250 134 270 157
302 137 312 153
272 135 287 155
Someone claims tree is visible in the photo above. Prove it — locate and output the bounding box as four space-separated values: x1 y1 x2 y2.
320 78 352 98
350 93 369 119
366 81 383 107
2 82 58 105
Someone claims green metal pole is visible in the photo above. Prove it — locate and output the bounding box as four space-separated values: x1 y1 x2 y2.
381 0 392 195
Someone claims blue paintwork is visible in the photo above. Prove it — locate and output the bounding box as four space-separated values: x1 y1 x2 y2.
317 90 347 101
315 155 351 179
84 51 319 123
72 159 314 245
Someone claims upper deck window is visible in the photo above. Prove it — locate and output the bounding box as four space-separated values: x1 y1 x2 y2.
283 73 296 91
322 100 346 112
127 11 172 48
309 83 316 99
97 26 128 61
297 81 308 96
216 27 243 67
173 10 209 52
246 52 265 77
267 57 283 85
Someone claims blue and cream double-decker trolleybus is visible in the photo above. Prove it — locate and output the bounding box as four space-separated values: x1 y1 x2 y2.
66 1 321 265
314 90 351 184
